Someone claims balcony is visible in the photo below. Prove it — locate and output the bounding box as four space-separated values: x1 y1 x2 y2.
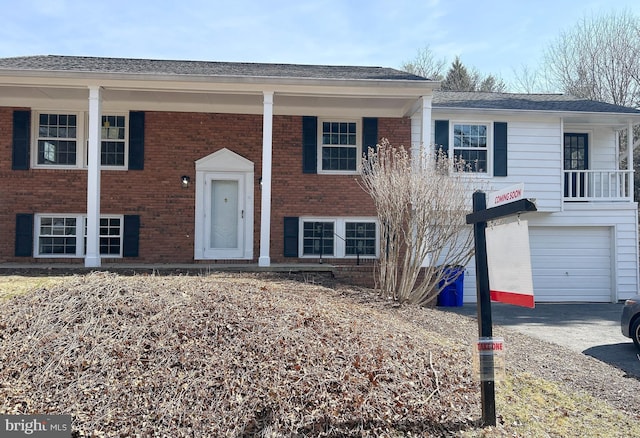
564 170 634 202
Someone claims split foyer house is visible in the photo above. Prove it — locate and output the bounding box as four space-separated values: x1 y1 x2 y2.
0 55 639 303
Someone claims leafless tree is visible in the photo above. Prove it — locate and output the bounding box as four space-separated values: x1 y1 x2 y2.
543 10 640 107
511 64 551 93
541 10 640 203
359 140 478 306
401 45 447 80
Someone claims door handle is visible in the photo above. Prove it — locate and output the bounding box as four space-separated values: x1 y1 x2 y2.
242 210 244 219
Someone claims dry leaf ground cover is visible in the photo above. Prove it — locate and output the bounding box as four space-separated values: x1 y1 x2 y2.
0 272 638 437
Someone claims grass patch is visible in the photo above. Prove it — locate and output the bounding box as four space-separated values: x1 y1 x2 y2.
0 275 67 300
494 373 640 437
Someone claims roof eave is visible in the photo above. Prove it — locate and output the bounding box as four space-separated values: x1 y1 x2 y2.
433 105 640 122
0 68 438 95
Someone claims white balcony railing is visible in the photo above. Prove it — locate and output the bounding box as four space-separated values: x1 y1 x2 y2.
563 170 634 201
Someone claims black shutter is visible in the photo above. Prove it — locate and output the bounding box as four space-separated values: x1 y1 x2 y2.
123 215 140 257
15 214 33 257
302 116 317 174
128 111 145 170
493 122 508 177
362 117 378 159
434 120 449 156
283 217 299 257
12 110 31 170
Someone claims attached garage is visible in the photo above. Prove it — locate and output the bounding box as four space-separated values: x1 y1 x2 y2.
528 227 613 302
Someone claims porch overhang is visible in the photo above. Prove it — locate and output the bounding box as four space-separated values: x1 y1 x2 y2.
0 70 437 118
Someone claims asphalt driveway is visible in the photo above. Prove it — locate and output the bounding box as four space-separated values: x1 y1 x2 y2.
442 302 640 378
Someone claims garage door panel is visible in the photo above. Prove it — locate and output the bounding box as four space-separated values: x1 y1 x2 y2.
536 262 609 280
533 276 610 289
529 227 611 302
532 247 609 255
531 258 610 269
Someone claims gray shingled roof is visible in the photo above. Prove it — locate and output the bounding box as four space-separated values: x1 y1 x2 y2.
3 56 639 115
433 91 640 114
0 55 429 81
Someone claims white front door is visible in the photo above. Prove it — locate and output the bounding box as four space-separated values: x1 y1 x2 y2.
204 173 245 259
194 148 254 261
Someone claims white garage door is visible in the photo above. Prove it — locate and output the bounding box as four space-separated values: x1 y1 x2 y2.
529 227 612 302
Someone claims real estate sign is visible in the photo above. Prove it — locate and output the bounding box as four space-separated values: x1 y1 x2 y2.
485 220 535 308
486 183 524 209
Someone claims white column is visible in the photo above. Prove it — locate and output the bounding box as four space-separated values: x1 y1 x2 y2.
85 86 102 267
411 96 434 268
628 121 634 200
421 95 432 150
410 96 433 164
258 91 274 267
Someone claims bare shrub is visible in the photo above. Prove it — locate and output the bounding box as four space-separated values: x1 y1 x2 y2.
360 140 478 305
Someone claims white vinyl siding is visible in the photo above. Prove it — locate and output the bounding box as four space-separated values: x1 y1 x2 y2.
427 114 638 303
498 120 563 212
432 116 564 212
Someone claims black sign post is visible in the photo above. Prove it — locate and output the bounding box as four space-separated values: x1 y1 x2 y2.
466 191 537 426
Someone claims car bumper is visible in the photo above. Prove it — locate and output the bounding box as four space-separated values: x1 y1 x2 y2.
621 305 634 338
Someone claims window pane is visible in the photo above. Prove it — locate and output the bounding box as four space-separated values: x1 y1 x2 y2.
322 146 357 171
101 115 126 166
457 150 487 172
302 222 334 256
322 121 356 146
101 141 125 166
453 123 488 173
38 216 77 255
37 114 78 165
92 217 122 255
345 222 376 256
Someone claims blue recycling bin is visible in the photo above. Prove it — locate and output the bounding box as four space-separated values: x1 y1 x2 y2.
437 266 464 307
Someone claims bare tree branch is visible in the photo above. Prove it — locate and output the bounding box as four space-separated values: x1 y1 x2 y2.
543 10 640 107
401 45 447 80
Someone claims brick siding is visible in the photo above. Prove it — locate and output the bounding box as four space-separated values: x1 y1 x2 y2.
0 107 411 264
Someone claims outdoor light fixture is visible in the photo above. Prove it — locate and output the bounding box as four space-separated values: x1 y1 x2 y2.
181 175 191 188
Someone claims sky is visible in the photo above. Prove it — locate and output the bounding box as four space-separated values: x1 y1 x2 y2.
1 0 639 88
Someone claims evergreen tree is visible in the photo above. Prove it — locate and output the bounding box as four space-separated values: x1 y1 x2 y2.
441 57 475 91
441 57 506 92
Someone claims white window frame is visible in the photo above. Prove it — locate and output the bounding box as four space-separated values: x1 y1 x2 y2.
32 111 84 169
451 121 492 175
299 217 379 258
344 220 378 257
98 113 129 170
32 111 129 170
34 213 124 258
317 119 361 175
300 219 337 257
85 215 125 258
